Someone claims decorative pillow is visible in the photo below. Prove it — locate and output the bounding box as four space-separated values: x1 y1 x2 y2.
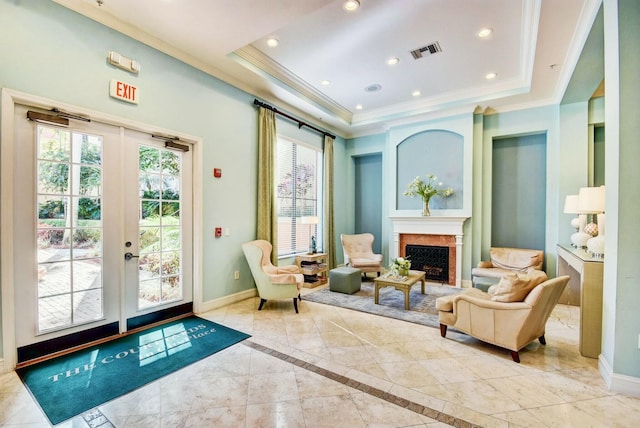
488 269 548 302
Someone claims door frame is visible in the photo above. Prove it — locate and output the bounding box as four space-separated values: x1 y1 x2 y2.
1 88 204 371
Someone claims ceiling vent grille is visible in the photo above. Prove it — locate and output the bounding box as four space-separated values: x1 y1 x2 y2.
410 41 442 59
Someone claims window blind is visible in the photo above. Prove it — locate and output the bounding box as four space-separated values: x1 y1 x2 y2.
276 137 321 257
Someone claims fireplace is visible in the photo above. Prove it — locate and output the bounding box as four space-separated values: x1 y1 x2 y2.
405 244 449 283
390 216 469 287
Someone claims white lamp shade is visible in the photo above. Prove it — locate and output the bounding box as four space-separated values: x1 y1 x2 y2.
301 216 319 225
578 186 605 213
563 195 580 214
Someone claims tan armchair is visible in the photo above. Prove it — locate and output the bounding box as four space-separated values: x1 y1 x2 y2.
472 247 544 290
242 240 304 313
340 233 383 278
436 272 569 362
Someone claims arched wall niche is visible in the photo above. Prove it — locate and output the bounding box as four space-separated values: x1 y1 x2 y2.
396 129 464 210
388 113 473 218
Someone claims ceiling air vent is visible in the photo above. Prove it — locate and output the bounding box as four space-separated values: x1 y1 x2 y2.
410 41 442 59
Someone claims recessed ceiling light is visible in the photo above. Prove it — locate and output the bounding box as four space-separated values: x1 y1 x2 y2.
364 83 382 93
343 0 360 12
355 104 363 110
478 28 493 38
266 37 279 47
321 80 331 86
387 57 399 66
412 90 421 97
485 72 497 80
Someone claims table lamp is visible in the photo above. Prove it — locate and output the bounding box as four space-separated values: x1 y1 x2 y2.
567 193 590 248
578 186 605 257
563 195 581 247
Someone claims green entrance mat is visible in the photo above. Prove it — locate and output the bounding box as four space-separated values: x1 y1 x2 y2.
16 316 250 425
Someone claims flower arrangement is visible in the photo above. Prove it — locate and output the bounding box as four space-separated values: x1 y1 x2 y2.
403 173 454 215
391 256 411 277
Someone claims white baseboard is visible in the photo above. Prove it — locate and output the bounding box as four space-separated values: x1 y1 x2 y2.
599 354 640 397
197 288 257 314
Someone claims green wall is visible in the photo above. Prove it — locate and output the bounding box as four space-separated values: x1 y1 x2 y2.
481 106 561 277
347 106 564 284
491 134 547 251
0 0 347 357
602 0 640 381
1 0 638 388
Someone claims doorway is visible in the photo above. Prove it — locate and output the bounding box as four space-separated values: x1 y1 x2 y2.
7 102 195 364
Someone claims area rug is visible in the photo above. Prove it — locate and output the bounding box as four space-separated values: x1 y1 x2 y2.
16 316 250 425
304 281 461 328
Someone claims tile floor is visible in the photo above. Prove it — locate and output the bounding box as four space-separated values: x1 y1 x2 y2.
1 283 639 427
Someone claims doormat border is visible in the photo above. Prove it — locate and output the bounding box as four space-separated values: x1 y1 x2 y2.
17 315 250 425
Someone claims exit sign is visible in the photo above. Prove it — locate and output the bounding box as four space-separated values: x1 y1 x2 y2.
110 79 139 104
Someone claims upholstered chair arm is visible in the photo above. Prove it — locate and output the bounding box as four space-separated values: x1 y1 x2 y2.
276 265 301 274
453 294 531 311
270 273 303 285
476 260 494 268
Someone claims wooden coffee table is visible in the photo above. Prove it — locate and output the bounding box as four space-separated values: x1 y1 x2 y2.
373 270 426 310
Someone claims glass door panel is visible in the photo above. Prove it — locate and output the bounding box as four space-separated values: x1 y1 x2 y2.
123 129 192 321
138 146 183 310
36 126 104 332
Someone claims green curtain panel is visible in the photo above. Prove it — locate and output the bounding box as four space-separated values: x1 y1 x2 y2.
323 135 336 269
257 107 278 264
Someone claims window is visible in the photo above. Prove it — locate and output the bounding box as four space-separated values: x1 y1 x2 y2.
276 136 322 257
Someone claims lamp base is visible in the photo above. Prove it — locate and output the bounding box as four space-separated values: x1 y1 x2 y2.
587 235 604 257
570 216 580 230
571 231 591 248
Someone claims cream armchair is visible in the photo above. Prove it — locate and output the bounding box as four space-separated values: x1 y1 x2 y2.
436 273 569 362
242 240 304 313
340 233 383 278
472 247 544 290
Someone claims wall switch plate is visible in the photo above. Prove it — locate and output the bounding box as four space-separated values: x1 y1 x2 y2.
234 271 240 280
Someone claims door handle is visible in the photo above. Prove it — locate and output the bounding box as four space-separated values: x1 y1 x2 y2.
124 252 140 261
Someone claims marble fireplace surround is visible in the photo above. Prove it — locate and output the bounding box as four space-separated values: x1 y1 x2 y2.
390 216 469 288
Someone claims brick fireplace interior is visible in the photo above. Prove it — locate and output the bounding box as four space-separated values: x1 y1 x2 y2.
399 233 456 286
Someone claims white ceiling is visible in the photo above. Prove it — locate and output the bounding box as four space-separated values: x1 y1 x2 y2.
53 0 601 137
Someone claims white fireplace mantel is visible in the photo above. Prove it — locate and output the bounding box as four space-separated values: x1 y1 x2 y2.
390 215 469 287
390 215 469 236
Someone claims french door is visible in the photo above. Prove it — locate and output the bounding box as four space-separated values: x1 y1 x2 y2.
11 103 193 361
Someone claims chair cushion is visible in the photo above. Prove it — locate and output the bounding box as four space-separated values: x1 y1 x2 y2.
350 257 382 267
489 247 544 272
488 269 548 302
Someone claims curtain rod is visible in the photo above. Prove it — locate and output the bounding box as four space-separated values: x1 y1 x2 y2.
253 99 336 140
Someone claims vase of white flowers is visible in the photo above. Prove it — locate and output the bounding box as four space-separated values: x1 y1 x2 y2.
392 257 411 277
403 173 454 216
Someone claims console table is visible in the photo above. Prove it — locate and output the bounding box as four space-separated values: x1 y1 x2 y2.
556 244 603 358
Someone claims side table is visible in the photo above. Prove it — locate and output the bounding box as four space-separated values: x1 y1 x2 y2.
295 253 328 288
